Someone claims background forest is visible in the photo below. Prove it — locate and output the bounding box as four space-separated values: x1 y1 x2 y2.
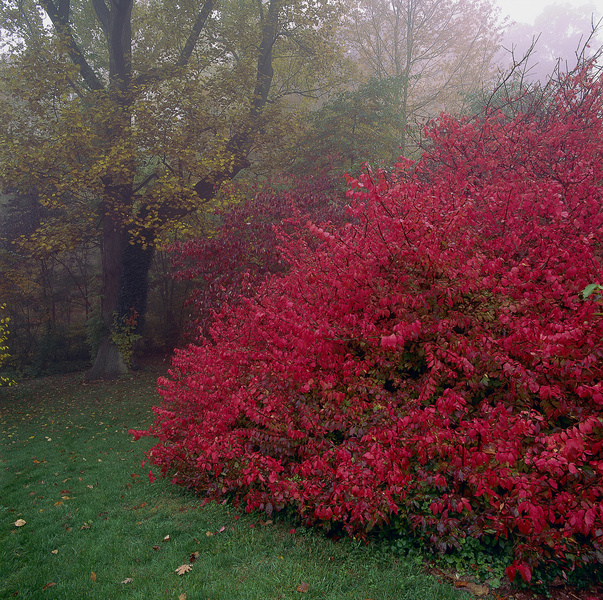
1 0 587 378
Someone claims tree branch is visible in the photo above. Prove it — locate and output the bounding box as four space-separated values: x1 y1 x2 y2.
176 0 215 67
91 0 111 34
132 0 214 88
38 0 105 91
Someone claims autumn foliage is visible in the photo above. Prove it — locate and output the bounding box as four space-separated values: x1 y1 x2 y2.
133 65 603 582
170 176 347 340
0 303 14 386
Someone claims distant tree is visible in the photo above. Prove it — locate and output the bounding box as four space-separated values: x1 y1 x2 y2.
343 0 502 156
0 187 98 372
289 78 403 175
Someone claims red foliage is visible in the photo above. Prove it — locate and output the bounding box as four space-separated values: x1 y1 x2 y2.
132 66 603 579
170 176 346 340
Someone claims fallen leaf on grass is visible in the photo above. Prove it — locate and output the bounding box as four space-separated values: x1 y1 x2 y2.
51 549 58 554
163 534 171 541
178 594 187 600
175 564 192 576
190 551 200 563
42 582 56 591
297 582 310 593
121 578 133 584
206 531 213 537
14 519 26 527
90 571 97 582
454 581 489 596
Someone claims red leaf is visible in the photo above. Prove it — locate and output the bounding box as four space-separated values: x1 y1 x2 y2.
517 562 532 583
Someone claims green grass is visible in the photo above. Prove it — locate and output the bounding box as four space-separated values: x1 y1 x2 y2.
0 368 463 600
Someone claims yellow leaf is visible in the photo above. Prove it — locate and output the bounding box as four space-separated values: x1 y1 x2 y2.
90 571 97 582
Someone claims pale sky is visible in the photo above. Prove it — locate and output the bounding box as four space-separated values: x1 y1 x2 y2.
495 0 601 26
492 0 603 77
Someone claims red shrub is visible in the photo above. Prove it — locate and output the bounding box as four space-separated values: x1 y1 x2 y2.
170 176 346 340
133 66 603 580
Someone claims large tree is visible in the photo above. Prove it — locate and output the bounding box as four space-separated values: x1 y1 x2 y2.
0 0 343 379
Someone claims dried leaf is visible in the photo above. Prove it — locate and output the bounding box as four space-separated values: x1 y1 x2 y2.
51 549 58 555
466 583 489 596
90 571 97 582
189 551 200 563
297 582 310 593
455 581 489 596
152 544 161 551
163 534 171 541
175 564 192 576
178 594 187 600
121 578 133 584
42 582 56 591
206 531 213 537
14 519 26 527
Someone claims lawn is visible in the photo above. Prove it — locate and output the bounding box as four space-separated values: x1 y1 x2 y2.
0 366 463 600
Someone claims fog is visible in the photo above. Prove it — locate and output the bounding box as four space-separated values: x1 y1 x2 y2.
496 2 603 81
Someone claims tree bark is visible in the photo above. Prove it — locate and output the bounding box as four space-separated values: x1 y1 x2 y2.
86 212 128 380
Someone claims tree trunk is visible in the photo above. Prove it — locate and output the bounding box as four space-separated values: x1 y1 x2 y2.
86 336 128 380
86 215 128 380
115 241 155 332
